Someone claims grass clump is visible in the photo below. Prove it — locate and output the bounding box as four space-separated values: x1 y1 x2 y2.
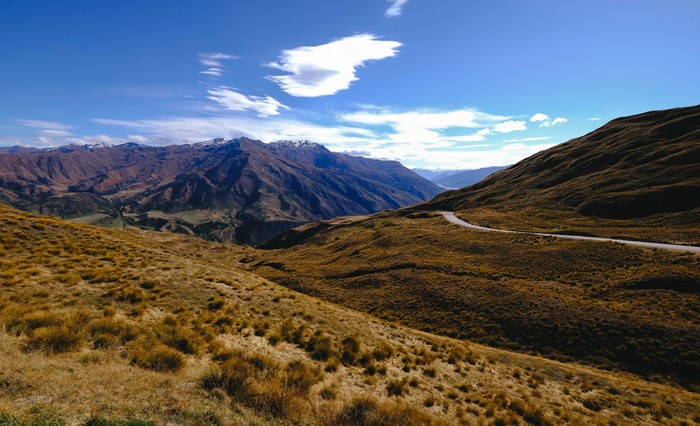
129 340 185 372
323 396 441 426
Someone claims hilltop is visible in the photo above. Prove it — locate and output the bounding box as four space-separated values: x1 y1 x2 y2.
0 138 441 245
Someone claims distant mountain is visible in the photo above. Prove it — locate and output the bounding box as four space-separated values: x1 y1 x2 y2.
412 168 462 181
423 104 700 222
431 166 507 189
0 137 441 245
413 166 508 189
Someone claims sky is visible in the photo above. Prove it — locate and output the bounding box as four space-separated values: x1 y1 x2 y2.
1 1 699 169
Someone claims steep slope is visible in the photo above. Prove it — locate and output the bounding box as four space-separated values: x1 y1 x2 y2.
421 104 700 243
3 204 700 425
0 138 441 245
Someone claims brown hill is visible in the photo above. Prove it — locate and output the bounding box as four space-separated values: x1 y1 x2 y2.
422 104 700 244
0 138 441 245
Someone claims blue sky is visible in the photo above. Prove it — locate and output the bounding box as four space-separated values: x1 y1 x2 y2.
1 0 699 169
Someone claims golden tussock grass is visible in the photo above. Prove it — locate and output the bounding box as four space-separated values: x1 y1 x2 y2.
1 203 700 425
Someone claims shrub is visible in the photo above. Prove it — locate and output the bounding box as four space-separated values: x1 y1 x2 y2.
22 310 62 331
325 396 439 426
307 332 333 361
89 317 139 349
386 378 408 397
201 359 254 399
156 323 200 354
320 385 337 400
83 418 155 426
207 298 225 311
130 343 184 372
285 360 321 396
341 335 361 365
423 367 437 378
25 326 83 354
372 342 394 361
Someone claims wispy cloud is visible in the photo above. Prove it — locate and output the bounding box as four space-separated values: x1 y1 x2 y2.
493 120 527 133
38 130 73 137
385 0 410 18
16 119 74 131
265 34 401 97
206 87 289 117
198 52 238 77
502 136 552 142
589 117 601 121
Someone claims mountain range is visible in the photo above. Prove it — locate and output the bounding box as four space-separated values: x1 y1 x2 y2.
0 137 441 245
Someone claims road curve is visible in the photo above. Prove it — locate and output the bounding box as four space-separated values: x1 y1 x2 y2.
441 212 700 254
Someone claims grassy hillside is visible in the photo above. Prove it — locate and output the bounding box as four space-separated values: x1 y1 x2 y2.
253 210 700 391
2 204 700 425
421 105 700 245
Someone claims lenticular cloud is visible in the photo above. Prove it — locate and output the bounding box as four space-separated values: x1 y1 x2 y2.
265 34 401 97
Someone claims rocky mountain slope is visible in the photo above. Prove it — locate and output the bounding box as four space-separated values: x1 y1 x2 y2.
0 138 441 245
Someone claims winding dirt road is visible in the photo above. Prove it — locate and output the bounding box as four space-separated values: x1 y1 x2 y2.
441 211 700 254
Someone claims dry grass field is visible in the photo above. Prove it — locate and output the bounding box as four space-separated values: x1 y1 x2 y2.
253 210 700 391
2 203 700 425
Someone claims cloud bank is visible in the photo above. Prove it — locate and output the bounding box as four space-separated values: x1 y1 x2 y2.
265 34 401 97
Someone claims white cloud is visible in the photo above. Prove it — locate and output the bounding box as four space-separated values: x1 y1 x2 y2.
38 130 73 137
16 119 73 131
540 117 567 127
265 34 401 97
206 87 290 117
198 53 238 67
341 108 506 146
530 113 549 122
64 135 134 146
589 117 601 121
447 129 492 142
199 68 224 77
385 0 410 17
493 120 527 133
502 136 552 142
198 53 238 77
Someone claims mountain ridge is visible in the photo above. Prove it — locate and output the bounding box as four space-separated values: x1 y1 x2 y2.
0 137 442 245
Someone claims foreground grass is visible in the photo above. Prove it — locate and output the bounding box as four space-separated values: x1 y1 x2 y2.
1 203 700 425
252 210 700 390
